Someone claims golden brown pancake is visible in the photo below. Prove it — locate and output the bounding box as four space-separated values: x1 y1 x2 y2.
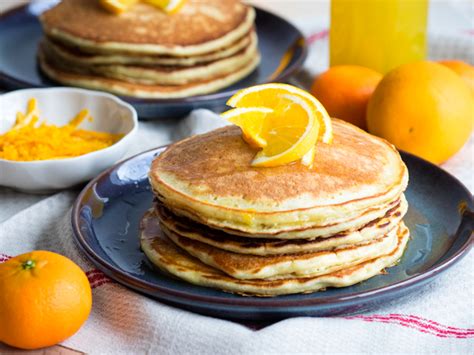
42 31 254 67
163 221 400 280
156 196 408 255
142 116 410 295
38 49 260 99
140 211 410 296
40 0 254 55
39 0 260 97
40 35 258 85
149 120 408 236
159 195 404 240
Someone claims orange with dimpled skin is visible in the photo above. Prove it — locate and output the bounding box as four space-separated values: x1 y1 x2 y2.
311 65 382 130
367 61 473 164
0 251 92 350
438 60 474 95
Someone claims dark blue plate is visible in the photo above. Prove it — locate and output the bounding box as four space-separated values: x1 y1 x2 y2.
0 3 307 119
71 147 473 320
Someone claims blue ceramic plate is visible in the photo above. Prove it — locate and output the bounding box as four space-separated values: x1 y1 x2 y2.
0 3 307 119
71 147 473 321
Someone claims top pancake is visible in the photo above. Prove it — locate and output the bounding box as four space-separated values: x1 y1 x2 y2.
40 0 254 55
150 119 408 235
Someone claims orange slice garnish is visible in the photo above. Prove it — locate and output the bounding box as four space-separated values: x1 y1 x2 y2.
223 84 331 167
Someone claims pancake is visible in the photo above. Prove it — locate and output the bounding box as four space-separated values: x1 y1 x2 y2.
140 212 410 296
39 0 260 98
51 34 258 85
40 0 255 56
163 220 400 280
156 195 408 255
38 49 260 98
164 195 402 240
149 120 408 236
43 31 254 67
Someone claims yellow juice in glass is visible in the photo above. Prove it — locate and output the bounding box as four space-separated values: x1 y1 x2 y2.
330 0 429 74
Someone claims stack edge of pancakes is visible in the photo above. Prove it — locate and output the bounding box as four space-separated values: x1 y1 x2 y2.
38 0 260 99
143 119 410 296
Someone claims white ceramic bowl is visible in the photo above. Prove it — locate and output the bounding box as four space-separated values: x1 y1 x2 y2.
0 88 138 192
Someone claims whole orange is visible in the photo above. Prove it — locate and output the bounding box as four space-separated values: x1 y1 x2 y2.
367 61 473 164
310 65 382 129
0 251 92 350
438 60 474 94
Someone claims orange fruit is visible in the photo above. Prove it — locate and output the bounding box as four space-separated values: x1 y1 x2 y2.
367 61 473 164
0 251 92 350
438 60 474 94
310 65 382 130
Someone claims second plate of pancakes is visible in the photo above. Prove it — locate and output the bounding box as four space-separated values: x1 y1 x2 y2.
0 2 307 119
71 145 473 320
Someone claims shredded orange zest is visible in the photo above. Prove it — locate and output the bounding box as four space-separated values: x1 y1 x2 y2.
0 99 124 161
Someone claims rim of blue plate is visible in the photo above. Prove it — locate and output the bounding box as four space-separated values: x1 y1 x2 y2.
71 146 474 308
0 5 308 104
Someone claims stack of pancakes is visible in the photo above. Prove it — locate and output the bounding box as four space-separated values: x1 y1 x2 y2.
38 0 260 98
143 119 410 296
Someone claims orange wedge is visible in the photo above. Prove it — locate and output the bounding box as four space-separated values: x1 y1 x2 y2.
220 107 273 149
301 146 315 168
223 84 331 167
144 0 187 14
227 83 333 144
100 0 138 14
250 93 320 167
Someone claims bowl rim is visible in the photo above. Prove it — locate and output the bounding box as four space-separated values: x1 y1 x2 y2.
0 87 138 165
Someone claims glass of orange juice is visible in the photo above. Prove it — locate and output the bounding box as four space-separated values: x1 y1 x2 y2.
330 0 429 74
